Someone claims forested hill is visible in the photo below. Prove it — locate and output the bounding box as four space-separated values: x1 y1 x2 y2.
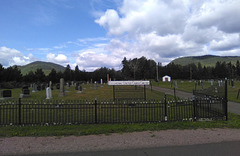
170 55 240 67
18 61 66 75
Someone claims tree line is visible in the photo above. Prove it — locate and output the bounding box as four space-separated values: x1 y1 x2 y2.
159 61 240 80
1 57 240 85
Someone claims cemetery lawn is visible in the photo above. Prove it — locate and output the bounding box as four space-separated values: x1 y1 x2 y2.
152 80 240 103
5 84 170 101
0 113 240 137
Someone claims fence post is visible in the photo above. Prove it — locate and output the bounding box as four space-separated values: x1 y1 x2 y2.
164 94 167 121
18 98 21 125
95 98 98 124
193 95 197 121
144 85 146 100
113 86 115 101
225 78 228 121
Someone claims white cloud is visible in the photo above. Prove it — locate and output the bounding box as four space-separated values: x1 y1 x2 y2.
0 46 34 67
210 34 240 51
94 0 240 67
46 53 69 64
189 0 240 33
74 48 121 71
95 0 188 36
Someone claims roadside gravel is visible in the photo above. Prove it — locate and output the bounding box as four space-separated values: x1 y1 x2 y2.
1 128 240 155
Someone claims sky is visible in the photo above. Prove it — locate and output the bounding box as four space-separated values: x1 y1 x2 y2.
1 0 240 71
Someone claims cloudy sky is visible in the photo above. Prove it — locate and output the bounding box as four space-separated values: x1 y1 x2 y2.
1 0 240 71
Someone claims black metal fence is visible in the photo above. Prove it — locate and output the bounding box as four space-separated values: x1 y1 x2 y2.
193 79 228 121
0 95 227 126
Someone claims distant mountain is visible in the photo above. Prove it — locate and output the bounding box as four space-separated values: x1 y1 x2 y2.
170 55 240 67
18 61 66 75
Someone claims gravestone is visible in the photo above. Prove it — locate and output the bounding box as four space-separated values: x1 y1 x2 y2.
71 81 74 86
201 81 204 89
75 82 79 90
218 80 223 87
1 90 12 99
77 85 83 93
100 79 103 87
32 83 38 92
66 82 70 89
231 79 235 88
46 87 52 99
20 88 31 98
174 81 178 88
49 81 52 88
56 83 60 89
210 80 214 86
94 81 98 90
59 78 65 96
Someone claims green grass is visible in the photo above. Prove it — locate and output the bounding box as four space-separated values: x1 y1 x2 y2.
2 84 169 101
0 83 239 137
0 113 239 137
152 80 240 103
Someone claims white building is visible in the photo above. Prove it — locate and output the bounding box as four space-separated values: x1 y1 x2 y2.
162 75 171 82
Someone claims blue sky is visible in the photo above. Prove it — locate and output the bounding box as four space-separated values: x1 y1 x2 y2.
1 0 240 71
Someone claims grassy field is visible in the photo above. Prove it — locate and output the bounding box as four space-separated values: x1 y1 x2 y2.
151 80 240 103
2 84 171 101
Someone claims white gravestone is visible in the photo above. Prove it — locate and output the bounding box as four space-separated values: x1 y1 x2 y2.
46 87 52 99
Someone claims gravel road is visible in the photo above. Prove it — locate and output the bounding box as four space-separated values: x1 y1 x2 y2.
1 128 240 155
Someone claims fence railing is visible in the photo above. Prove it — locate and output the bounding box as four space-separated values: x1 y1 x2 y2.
0 95 227 126
193 79 228 121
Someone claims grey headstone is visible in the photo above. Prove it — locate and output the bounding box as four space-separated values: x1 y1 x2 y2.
59 78 65 96
1 90 12 98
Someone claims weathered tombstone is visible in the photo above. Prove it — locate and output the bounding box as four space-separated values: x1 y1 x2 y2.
100 79 103 87
32 83 38 92
66 82 70 89
20 88 31 98
77 85 83 93
198 80 201 86
59 78 65 96
75 82 79 90
1 90 12 99
49 81 52 88
94 81 98 90
56 83 60 90
46 87 52 99
210 80 214 86
231 79 235 88
174 81 178 88
201 81 204 89
71 81 74 86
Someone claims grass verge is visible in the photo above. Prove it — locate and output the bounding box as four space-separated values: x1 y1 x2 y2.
0 113 239 137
